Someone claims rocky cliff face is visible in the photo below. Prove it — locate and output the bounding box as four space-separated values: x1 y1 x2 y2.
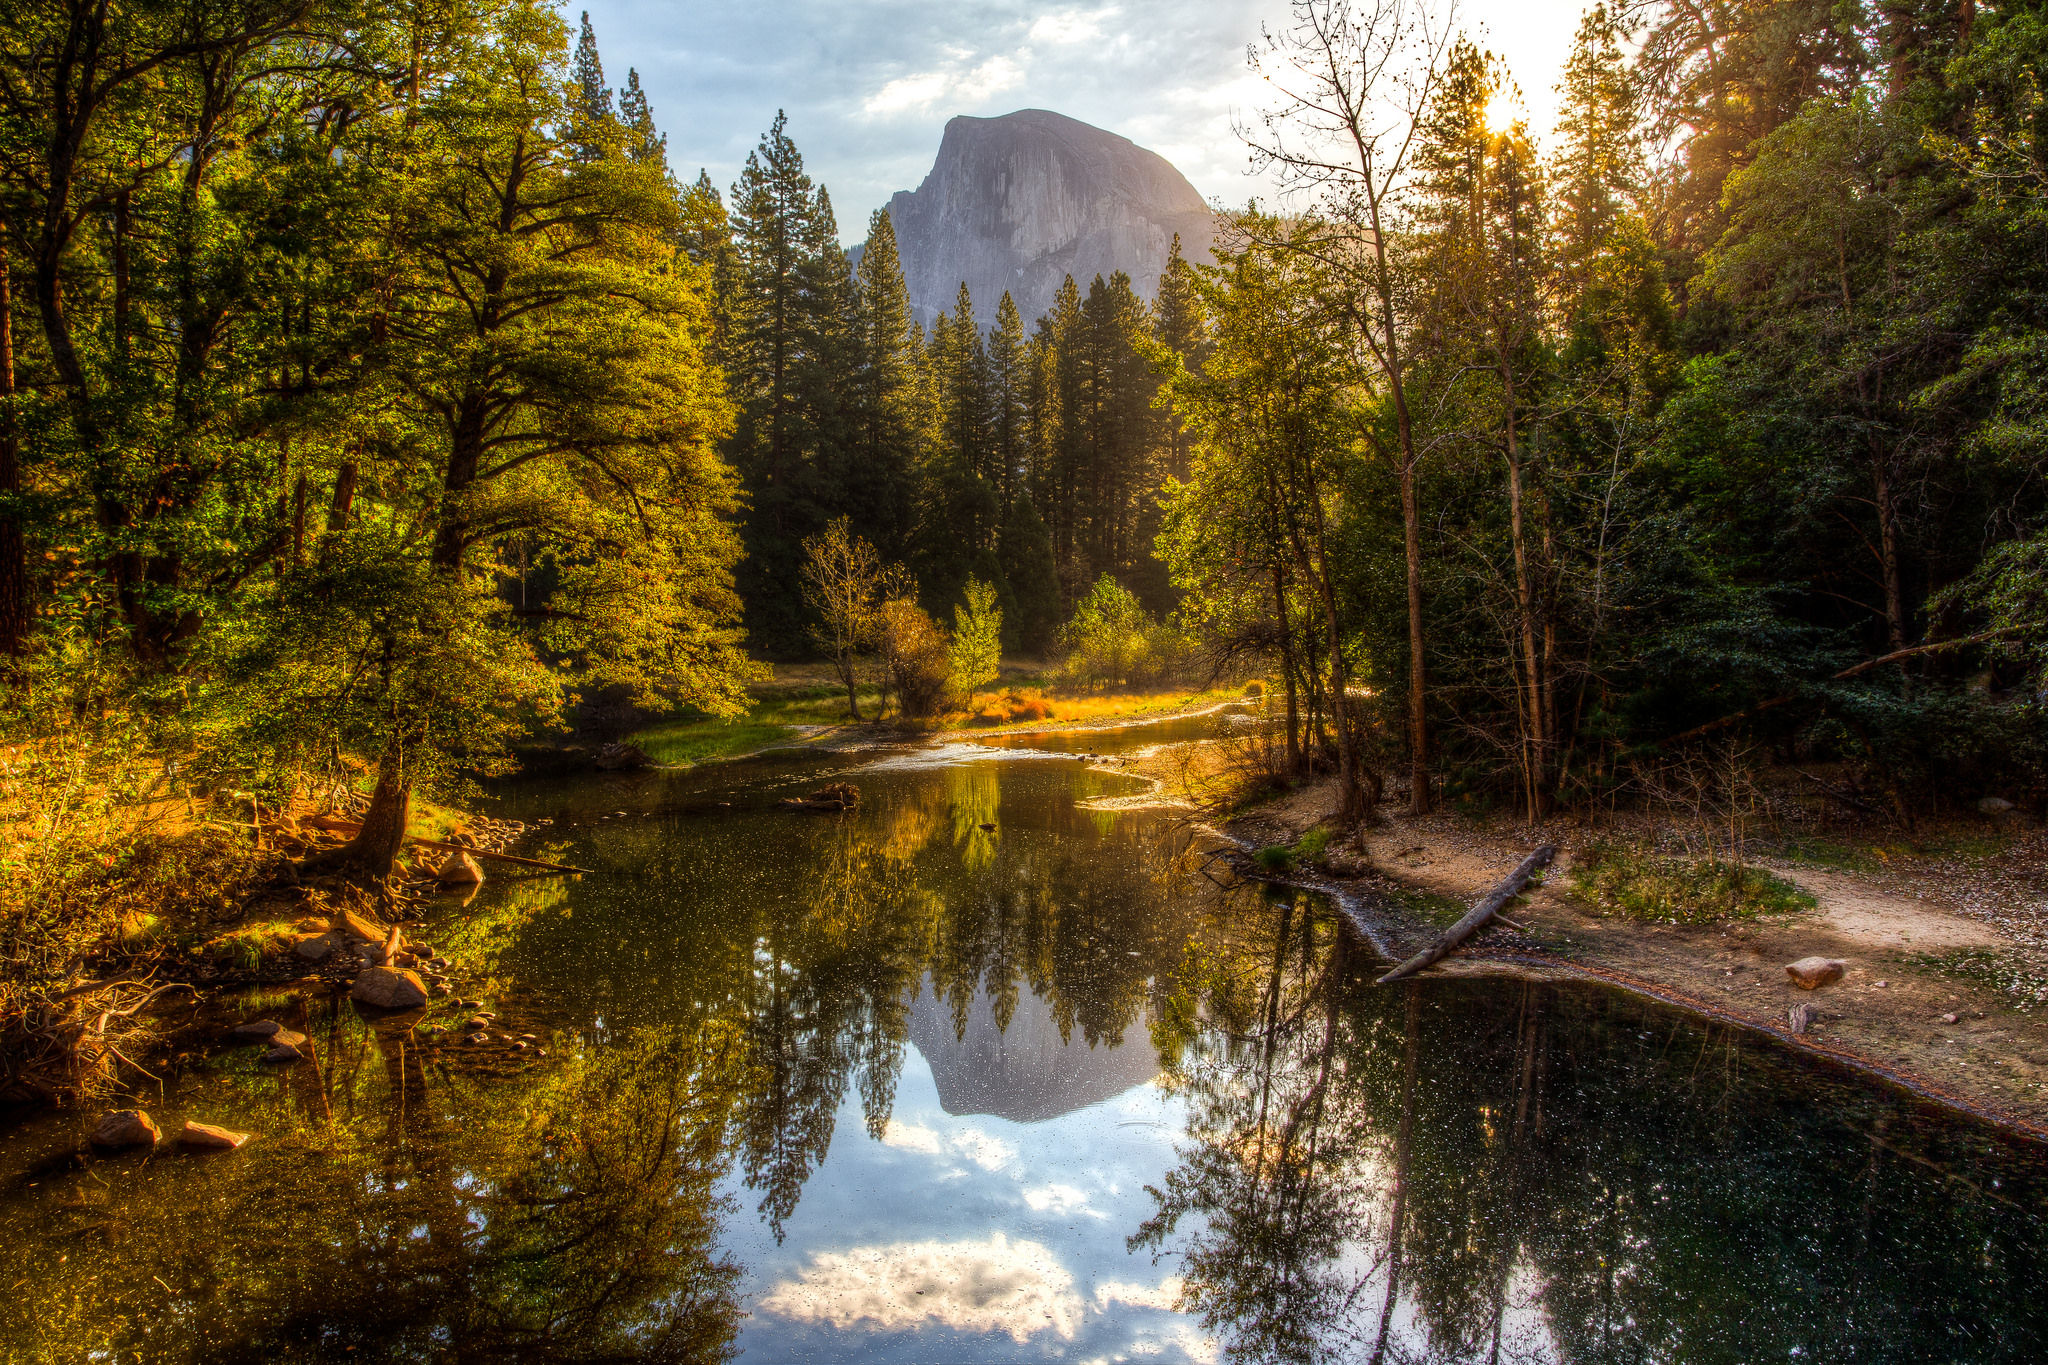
885 109 1217 329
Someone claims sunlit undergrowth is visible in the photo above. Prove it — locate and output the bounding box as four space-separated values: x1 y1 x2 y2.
1570 841 1816 925
1909 947 2048 1011
630 718 798 767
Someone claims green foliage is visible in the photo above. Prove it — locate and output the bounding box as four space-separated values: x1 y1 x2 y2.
948 577 1004 702
1060 574 1186 688
1569 842 1817 925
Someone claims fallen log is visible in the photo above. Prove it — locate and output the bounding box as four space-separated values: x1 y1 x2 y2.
1376 845 1556 985
300 818 591 876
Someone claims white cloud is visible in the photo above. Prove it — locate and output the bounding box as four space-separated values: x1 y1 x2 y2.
757 1232 1085 1342
863 55 1024 118
1023 1182 1092 1216
1096 1274 1185 1311
877 1118 1018 1173
952 1126 1020 1172
1030 7 1117 44
880 1119 944 1154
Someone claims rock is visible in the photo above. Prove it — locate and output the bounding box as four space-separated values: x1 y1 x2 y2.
293 932 341 962
593 742 652 770
1787 1003 1815 1035
465 1015 489 1029
1979 796 2016 814
465 1031 489 1045
1873 979 1888 988
228 1020 283 1042
511 1040 528 1050
180 1120 251 1150
978 822 996 831
340 908 386 943
436 851 484 885
1785 957 1847 990
351 966 429 1010
1941 1012 1960 1024
91 1109 160 1147
263 1042 303 1063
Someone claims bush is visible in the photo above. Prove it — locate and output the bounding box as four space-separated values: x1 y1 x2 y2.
880 600 951 719
1569 840 1815 925
969 687 1056 726
1059 575 1190 688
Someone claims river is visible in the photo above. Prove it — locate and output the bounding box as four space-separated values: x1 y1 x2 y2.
1 715 2044 1362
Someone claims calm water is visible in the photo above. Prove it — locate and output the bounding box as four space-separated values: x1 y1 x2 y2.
2 717 2045 1363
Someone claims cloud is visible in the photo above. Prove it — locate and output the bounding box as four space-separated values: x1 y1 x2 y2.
877 1119 1018 1173
757 1232 1085 1342
1023 1182 1107 1218
863 55 1024 117
1030 7 1117 44
879 1119 945 1154
1096 1275 1185 1311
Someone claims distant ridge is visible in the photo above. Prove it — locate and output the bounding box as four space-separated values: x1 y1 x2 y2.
884 109 1219 328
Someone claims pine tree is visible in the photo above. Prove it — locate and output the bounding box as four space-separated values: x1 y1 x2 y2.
570 12 613 161
618 69 667 170
1153 234 1207 483
987 292 1028 520
849 208 923 558
728 113 860 652
1553 5 1641 298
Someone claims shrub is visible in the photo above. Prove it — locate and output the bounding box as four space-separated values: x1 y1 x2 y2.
880 599 951 719
969 687 1055 726
1569 840 1815 925
1256 845 1294 873
1059 575 1190 688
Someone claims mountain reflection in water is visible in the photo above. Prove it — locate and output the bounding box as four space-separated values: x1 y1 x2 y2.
908 970 1161 1121
0 731 2044 1363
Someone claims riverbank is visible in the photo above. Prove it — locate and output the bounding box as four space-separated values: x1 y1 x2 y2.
1208 771 2048 1137
1092 726 2048 1138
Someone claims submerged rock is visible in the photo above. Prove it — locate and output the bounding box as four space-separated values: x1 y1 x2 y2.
351 966 429 1010
180 1120 251 1150
228 1020 283 1042
436 850 484 886
1785 957 1847 990
263 1041 304 1063
91 1109 160 1148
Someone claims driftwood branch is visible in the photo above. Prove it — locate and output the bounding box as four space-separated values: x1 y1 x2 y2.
1377 845 1556 985
303 818 591 875
1662 626 2027 746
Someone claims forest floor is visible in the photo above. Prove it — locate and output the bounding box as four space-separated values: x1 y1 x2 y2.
628 662 1248 766
1114 745 2048 1137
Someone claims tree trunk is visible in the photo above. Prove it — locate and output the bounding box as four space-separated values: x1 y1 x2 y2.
1273 559 1302 774
1872 442 1908 658
1369 984 1420 1365
1505 383 1545 819
1400 451 1430 813
0 214 24 660
316 745 411 883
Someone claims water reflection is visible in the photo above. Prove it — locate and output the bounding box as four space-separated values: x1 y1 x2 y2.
1 735 2045 1362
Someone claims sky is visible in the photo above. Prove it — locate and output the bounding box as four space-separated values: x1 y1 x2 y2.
574 0 1589 242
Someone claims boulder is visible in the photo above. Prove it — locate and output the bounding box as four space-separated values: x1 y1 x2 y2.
91 1109 160 1148
180 1120 251 1150
436 851 484 886
263 1041 303 1063
351 966 429 1010
228 1020 283 1042
1979 796 2016 814
1785 957 1848 990
340 908 387 943
593 742 652 771
292 932 341 962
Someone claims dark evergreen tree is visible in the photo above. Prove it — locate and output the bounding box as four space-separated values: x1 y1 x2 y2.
618 69 667 169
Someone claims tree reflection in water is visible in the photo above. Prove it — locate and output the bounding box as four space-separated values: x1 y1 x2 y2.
0 1014 752 1364
1137 895 2048 1364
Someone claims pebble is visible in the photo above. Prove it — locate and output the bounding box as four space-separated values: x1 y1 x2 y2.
1941 1013 1960 1024
465 1031 489 1045
466 1016 489 1029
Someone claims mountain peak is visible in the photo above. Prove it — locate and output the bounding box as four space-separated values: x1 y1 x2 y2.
885 109 1217 328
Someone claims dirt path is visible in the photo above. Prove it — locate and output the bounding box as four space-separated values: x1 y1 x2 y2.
1120 751 2048 1136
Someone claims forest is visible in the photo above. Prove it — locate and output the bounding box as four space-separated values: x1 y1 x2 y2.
0 0 2044 1084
